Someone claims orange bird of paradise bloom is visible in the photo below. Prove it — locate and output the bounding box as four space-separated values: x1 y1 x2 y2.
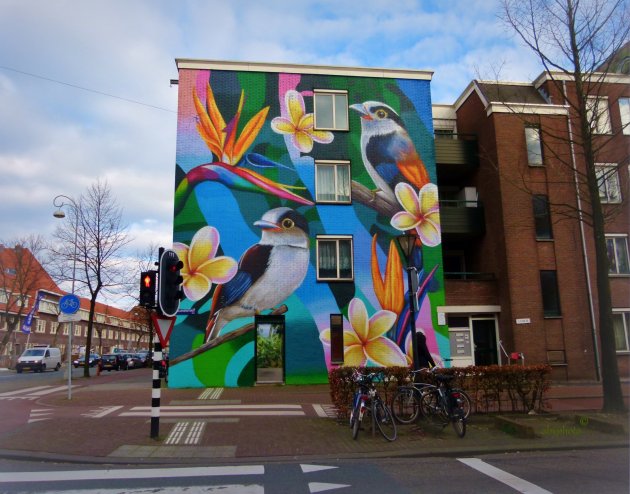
175 83 314 215
371 234 404 315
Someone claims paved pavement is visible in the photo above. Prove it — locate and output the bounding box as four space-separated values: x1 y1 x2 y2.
0 368 627 465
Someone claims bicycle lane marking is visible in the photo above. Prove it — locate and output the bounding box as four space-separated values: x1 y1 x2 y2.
458 458 553 494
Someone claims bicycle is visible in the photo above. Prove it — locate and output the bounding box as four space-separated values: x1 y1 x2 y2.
390 367 471 425
349 371 397 441
419 370 467 437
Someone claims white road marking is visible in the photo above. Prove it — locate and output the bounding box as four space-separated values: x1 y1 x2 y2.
0 385 78 400
309 482 350 493
120 410 305 417
27 385 70 396
129 404 302 410
165 422 189 445
82 405 124 418
28 408 54 423
458 458 553 494
186 421 206 444
0 386 50 396
0 465 265 483
198 388 224 400
301 464 338 473
20 487 263 494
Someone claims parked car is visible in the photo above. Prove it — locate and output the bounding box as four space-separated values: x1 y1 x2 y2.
73 353 101 368
136 351 151 367
125 354 144 369
16 346 62 373
99 354 127 371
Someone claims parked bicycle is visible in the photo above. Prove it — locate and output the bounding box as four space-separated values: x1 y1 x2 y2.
349 370 397 442
391 366 471 429
419 369 468 437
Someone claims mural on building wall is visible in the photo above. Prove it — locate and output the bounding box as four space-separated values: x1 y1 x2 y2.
170 68 447 387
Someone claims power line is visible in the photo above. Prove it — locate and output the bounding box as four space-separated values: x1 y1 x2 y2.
0 65 176 113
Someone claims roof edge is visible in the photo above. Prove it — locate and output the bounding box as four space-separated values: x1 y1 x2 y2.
175 58 433 80
534 71 630 87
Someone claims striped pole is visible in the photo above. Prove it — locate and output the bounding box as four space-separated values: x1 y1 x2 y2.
150 341 162 439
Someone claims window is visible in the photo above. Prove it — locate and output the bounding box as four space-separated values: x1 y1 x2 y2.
533 195 553 239
620 98 630 135
50 322 59 335
74 325 81 336
612 311 630 352
35 319 46 333
435 129 455 139
315 161 351 203
596 164 621 203
62 325 69 336
586 96 612 134
606 235 630 274
525 126 543 165
329 314 344 364
316 236 353 281
540 270 561 317
314 90 348 131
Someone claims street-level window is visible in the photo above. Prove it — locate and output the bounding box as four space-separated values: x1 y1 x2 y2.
315 161 351 203
613 311 630 352
314 90 349 131
62 325 69 336
50 322 59 335
596 164 621 203
35 319 46 333
606 235 630 274
316 236 353 281
525 126 543 165
540 270 561 317
533 194 553 239
74 325 81 337
330 314 344 364
586 96 612 134
619 98 630 135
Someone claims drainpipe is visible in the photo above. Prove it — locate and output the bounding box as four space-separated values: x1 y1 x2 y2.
563 81 601 381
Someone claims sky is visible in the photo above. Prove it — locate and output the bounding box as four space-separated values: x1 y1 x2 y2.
0 0 543 265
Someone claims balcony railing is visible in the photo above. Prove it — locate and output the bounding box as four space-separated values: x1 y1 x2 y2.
440 200 486 237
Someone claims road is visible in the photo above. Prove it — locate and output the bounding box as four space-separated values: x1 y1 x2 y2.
0 448 627 493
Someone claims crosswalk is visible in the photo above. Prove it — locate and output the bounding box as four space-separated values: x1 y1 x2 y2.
0 385 76 400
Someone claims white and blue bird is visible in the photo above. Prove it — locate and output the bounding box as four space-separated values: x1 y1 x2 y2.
205 207 310 341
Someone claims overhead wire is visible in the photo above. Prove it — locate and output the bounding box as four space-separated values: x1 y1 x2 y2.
0 65 176 113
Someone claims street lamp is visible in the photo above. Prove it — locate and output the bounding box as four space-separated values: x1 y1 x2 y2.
396 231 420 371
53 194 79 400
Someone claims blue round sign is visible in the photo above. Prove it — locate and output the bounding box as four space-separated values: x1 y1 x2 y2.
59 294 80 314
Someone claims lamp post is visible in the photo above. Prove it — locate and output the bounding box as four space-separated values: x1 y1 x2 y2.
396 231 420 371
53 194 79 400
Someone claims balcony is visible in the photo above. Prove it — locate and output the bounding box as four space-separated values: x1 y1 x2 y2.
440 200 486 237
445 273 499 306
435 134 479 183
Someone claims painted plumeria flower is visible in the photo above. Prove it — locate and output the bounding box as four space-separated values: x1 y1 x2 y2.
320 298 406 367
172 226 237 302
271 90 334 153
390 182 441 247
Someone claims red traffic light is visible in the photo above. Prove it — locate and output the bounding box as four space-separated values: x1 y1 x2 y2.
143 274 153 288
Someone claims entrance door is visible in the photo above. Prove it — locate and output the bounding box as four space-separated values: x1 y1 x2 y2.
255 316 285 384
472 318 498 366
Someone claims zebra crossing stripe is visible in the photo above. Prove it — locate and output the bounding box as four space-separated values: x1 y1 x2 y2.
165 421 207 445
198 388 224 400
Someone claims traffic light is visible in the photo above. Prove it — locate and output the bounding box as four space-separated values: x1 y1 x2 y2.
158 249 184 317
139 271 157 308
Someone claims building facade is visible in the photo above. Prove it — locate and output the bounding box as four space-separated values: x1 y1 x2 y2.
0 244 149 367
170 61 447 387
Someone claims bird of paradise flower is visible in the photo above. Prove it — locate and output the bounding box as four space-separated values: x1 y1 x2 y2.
175 82 314 215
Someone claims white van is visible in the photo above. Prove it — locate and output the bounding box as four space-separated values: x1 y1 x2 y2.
16 346 62 373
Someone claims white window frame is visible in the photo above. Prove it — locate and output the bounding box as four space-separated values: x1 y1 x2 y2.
316 235 354 281
612 310 630 352
619 97 630 136
525 126 543 166
74 325 81 337
315 160 352 203
63 325 69 336
50 322 59 335
35 319 46 333
606 234 630 275
596 163 622 203
314 90 349 131
586 96 612 134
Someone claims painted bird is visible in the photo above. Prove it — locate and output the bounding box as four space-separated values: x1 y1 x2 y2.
350 101 430 204
205 207 310 342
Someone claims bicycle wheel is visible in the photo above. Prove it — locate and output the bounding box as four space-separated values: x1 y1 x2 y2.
391 387 420 424
373 399 397 441
452 415 466 438
452 388 472 419
420 389 448 424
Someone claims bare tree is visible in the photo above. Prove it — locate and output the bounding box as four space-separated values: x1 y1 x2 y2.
50 180 131 377
0 236 52 362
500 0 629 411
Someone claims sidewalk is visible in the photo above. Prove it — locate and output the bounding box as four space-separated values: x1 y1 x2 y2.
0 369 627 465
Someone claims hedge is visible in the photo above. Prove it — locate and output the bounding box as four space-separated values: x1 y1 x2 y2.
328 364 552 419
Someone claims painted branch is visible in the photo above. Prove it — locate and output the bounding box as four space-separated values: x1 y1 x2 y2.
170 305 288 366
351 181 400 217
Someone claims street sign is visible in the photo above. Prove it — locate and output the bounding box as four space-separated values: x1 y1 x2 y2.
59 312 82 323
151 313 176 348
59 294 80 314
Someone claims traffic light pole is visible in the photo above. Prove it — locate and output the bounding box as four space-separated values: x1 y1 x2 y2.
150 341 163 439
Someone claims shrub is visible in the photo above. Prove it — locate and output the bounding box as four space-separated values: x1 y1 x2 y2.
328 364 551 419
